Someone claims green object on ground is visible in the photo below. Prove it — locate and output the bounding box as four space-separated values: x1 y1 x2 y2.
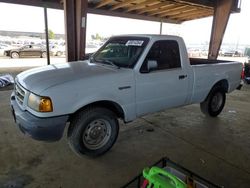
143 166 187 188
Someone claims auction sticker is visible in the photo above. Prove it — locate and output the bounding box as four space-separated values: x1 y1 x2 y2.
126 40 144 46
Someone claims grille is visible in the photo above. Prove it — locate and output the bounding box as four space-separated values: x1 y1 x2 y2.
15 83 26 105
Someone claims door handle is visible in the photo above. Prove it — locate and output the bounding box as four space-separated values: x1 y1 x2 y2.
179 75 187 79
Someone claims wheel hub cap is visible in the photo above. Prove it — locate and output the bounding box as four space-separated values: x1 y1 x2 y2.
211 92 223 112
83 119 111 150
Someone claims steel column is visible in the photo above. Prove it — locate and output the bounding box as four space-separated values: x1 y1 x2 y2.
160 21 163 35
208 0 234 60
44 7 50 65
63 0 87 62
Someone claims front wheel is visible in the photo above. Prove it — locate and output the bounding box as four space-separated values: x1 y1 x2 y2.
11 52 19 58
200 87 226 117
68 107 119 157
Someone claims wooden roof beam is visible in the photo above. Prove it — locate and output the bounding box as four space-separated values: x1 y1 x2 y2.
208 0 235 59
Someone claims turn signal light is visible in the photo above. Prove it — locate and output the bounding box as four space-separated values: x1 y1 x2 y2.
39 98 53 112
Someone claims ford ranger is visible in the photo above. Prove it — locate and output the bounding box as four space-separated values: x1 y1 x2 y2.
10 35 243 157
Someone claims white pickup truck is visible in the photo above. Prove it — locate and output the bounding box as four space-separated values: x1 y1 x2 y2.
11 35 243 157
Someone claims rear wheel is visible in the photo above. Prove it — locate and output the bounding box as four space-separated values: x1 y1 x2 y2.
41 52 47 58
68 107 119 157
11 52 19 58
200 87 226 117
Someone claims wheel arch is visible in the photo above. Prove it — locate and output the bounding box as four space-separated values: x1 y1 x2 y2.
205 79 228 101
212 79 229 93
69 100 125 123
67 100 124 139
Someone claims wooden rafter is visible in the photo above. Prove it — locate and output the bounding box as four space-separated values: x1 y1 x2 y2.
125 0 159 12
147 5 181 16
137 1 173 14
157 5 190 17
180 12 212 21
95 0 114 8
171 9 212 19
111 0 136 10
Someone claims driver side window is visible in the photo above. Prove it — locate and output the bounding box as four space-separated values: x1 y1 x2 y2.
141 40 181 72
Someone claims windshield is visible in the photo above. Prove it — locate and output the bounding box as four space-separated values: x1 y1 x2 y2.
93 36 149 68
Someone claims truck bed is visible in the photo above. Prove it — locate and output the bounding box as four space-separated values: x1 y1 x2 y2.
190 58 232 65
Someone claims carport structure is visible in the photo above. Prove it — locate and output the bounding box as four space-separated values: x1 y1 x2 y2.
0 0 241 62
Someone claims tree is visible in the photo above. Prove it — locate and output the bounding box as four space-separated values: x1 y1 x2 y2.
91 33 103 40
48 29 55 39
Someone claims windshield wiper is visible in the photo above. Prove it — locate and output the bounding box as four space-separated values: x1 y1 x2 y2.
98 59 120 69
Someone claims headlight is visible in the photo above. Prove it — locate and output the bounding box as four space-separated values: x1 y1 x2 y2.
28 93 53 112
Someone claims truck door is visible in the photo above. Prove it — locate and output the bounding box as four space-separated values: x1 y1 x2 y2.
136 40 189 116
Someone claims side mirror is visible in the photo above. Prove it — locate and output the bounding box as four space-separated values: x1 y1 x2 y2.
147 60 158 72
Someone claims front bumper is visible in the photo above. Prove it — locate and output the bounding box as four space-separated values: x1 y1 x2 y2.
10 92 69 141
4 51 10 57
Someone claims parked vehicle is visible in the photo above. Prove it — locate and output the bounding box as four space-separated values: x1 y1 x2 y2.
0 45 5 56
10 35 243 157
50 45 65 56
223 50 242 57
4 44 47 58
0 43 11 56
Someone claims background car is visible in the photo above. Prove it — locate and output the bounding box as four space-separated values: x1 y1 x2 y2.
0 43 11 56
4 44 48 58
50 45 65 56
223 50 242 57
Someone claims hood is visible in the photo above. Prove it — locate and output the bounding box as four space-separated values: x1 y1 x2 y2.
17 60 119 94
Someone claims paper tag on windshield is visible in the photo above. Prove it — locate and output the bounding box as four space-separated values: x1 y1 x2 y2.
126 40 144 46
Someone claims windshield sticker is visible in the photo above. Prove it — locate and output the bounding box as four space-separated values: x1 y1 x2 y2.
125 40 144 46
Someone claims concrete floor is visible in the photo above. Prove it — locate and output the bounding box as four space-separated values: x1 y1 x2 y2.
0 68 250 188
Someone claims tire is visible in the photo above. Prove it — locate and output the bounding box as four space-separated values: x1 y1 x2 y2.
200 87 226 117
56 51 62 56
11 52 19 58
68 107 119 157
41 52 47 58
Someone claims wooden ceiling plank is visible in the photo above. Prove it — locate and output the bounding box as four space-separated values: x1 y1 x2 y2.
137 1 172 14
110 0 138 10
172 10 207 19
159 7 198 17
95 0 114 8
147 4 179 16
157 5 190 17
88 7 182 23
180 12 213 21
171 9 212 19
125 0 159 12
171 0 214 9
148 5 182 16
